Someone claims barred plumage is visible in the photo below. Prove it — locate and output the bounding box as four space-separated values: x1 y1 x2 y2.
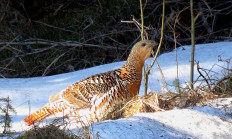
23 40 157 126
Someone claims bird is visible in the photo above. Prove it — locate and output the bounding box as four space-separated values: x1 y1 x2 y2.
23 40 158 126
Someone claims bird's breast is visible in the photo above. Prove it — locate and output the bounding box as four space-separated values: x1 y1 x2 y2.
118 67 142 99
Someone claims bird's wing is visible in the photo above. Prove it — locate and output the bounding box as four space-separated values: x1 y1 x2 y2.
58 69 125 109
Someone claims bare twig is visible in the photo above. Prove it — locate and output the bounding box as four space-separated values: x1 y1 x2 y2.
139 0 148 95
155 60 168 92
82 17 94 31
146 0 165 75
168 12 180 93
196 61 211 90
43 53 66 76
139 0 145 40
0 39 124 50
121 17 149 40
190 0 195 89
213 75 232 91
121 19 150 30
198 2 213 34
34 21 79 34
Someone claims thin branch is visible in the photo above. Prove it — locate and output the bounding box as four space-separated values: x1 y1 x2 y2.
42 53 66 76
140 0 145 40
142 0 166 95
0 39 125 50
155 60 167 91
198 2 213 34
168 12 180 93
146 0 165 73
121 18 150 39
34 21 79 34
190 0 195 89
196 61 211 90
213 75 232 91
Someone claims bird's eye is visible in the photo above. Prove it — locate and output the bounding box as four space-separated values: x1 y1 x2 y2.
141 42 146 47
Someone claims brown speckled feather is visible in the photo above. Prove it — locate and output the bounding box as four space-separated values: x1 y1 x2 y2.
23 40 157 126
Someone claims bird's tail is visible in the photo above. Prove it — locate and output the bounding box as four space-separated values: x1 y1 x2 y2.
24 100 70 126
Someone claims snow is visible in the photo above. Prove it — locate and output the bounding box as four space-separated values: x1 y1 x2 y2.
91 97 232 139
147 41 232 92
0 41 232 138
92 108 232 139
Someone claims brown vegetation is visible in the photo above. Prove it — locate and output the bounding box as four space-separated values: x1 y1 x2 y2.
16 124 80 139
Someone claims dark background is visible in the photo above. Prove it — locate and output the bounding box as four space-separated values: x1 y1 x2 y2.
0 0 231 78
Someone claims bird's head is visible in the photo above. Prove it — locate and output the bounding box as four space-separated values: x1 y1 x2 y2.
124 40 158 69
132 40 158 61
129 40 158 62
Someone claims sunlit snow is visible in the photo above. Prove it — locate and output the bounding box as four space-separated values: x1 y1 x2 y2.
0 42 232 138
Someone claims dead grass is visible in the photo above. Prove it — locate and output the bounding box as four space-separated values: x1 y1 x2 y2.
16 124 73 139
111 86 231 119
213 74 232 97
16 124 92 139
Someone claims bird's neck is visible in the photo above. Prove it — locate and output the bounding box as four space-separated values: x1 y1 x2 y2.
123 52 145 72
121 51 145 99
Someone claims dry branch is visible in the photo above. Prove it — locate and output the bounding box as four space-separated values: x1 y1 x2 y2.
213 75 232 90
0 39 126 50
196 61 211 90
34 21 79 34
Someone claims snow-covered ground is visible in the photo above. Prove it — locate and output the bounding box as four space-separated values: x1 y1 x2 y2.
0 42 232 138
